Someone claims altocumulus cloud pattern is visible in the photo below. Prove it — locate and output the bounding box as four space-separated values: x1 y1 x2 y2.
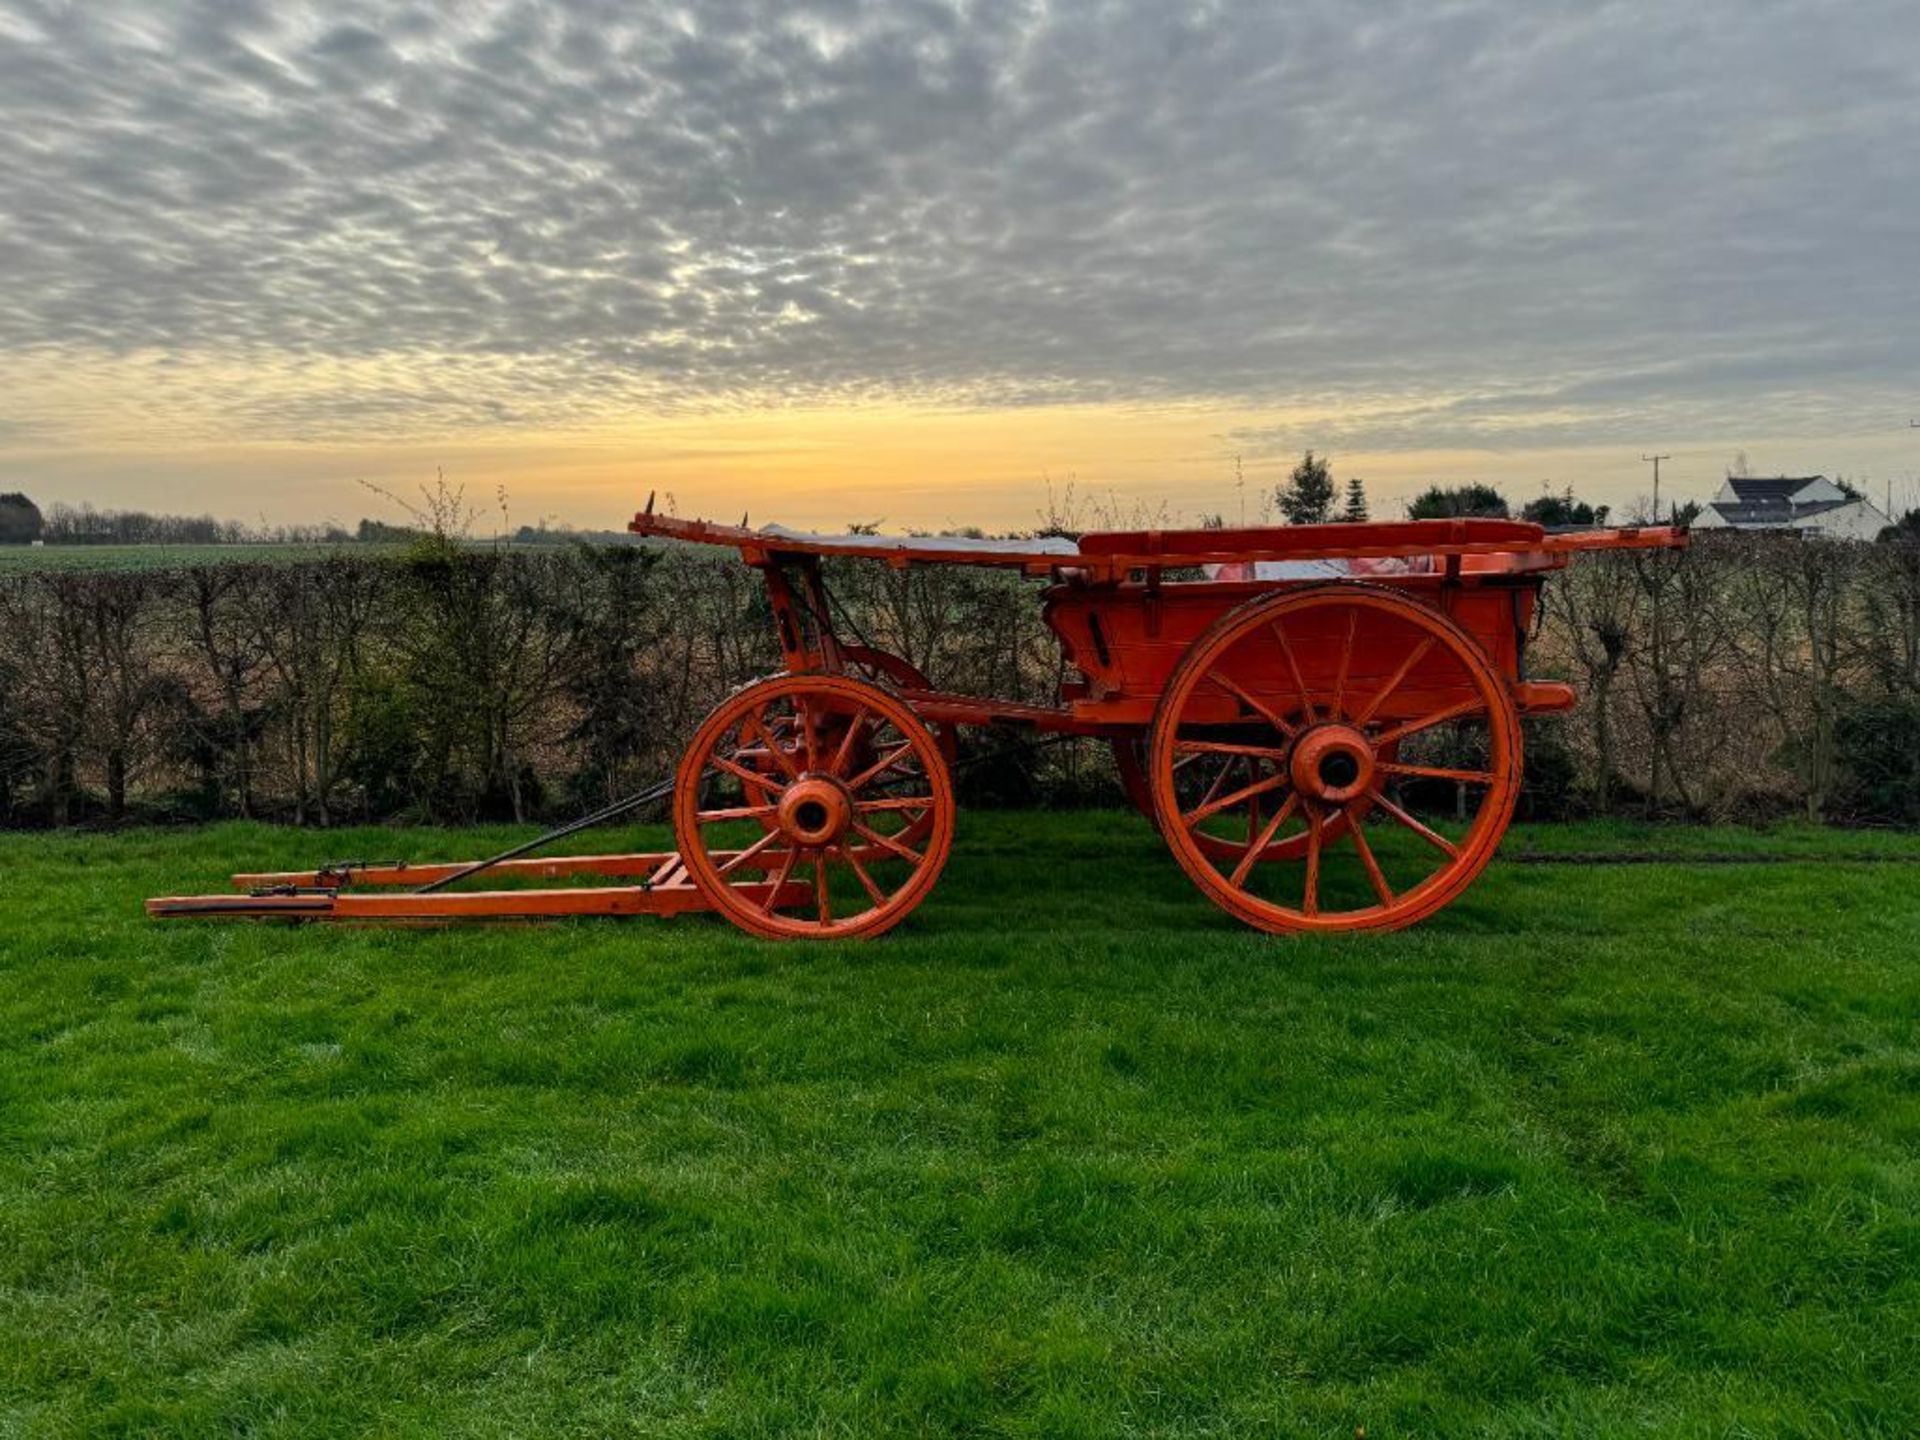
0 0 1915 445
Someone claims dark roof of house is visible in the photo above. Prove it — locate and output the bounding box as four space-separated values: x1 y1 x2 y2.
1710 477 1858 529
1724 475 1825 505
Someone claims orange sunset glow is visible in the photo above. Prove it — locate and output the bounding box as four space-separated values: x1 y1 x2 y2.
1 2 1914 530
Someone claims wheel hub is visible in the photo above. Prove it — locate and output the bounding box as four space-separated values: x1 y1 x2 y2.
777 776 853 847
1289 724 1375 805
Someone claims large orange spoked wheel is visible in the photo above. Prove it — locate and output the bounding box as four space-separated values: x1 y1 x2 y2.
1149 585 1522 934
675 674 955 940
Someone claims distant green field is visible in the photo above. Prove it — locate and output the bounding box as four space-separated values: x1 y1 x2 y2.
2 813 1917 1435
0 539 663 572
0 543 385 572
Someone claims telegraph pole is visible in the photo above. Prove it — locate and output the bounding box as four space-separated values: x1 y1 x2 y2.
1640 453 1671 521
1906 422 1919 521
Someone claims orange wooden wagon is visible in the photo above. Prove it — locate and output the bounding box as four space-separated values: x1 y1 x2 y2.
150 509 1684 938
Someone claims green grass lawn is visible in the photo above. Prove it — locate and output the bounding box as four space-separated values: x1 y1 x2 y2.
2 814 1917 1437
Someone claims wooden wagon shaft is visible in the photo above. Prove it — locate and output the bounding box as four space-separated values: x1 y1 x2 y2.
221 841 908 893
230 851 685 890
146 876 813 923
147 844 831 922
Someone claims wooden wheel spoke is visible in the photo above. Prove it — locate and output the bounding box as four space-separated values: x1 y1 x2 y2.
847 742 914 792
1245 762 1262 847
1353 635 1436 726
1229 792 1299 887
760 844 800 912
711 752 785 797
1196 755 1234 811
697 802 778 823
851 818 923 867
716 827 784 877
1269 621 1317 722
840 843 889 906
798 698 820 772
1184 769 1289 829
1302 810 1323 917
1331 608 1358 719
829 706 871 777
1174 739 1291 762
856 794 934 814
813 857 831 923
1368 788 1461 857
742 712 800 779
1347 819 1395 907
1374 697 1486 749
1378 760 1496 786
1207 669 1297 738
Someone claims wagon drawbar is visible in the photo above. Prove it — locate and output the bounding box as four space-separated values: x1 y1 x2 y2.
148 510 1685 937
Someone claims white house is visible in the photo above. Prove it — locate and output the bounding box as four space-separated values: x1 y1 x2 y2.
1693 475 1890 540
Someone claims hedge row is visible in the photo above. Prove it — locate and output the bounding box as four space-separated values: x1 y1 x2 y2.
1 531 1916 828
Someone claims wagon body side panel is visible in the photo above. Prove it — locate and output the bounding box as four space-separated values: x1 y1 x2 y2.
1045 575 1550 731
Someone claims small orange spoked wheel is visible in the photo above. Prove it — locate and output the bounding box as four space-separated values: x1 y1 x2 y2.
1149 585 1522 934
745 648 952 848
675 674 955 940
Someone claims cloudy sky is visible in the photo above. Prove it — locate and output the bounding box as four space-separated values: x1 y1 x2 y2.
1 0 1916 530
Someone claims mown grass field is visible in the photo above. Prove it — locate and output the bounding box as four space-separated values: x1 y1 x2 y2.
2 814 1917 1436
